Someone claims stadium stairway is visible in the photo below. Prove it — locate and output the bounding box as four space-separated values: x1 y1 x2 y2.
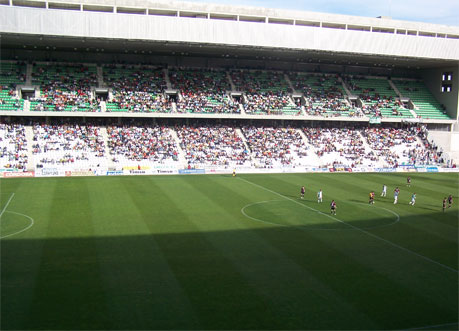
388 80 402 98
100 101 106 112
357 131 374 153
284 73 296 93
23 100 30 112
99 127 115 169
25 63 33 85
339 77 353 97
169 128 188 167
297 129 321 166
164 68 172 89
25 125 34 171
97 66 104 87
235 128 252 158
226 71 236 91
408 108 418 118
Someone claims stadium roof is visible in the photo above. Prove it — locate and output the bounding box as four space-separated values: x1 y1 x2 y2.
1 0 458 69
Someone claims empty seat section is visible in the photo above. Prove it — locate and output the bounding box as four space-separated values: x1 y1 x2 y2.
344 76 412 118
0 61 26 111
393 79 450 119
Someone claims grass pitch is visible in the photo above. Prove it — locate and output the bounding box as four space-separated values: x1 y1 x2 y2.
1 173 458 330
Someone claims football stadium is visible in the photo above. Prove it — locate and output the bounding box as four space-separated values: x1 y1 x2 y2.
1 0 458 329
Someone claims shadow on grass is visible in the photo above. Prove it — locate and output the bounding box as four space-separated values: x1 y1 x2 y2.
1 210 458 331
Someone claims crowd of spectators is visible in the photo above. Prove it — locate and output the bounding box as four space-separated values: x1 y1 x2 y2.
303 127 375 167
176 92 239 114
110 92 172 113
291 74 356 117
175 125 250 167
241 126 308 167
0 123 28 170
107 125 179 163
32 123 105 168
171 68 239 113
405 126 444 165
362 127 419 166
231 70 300 115
105 65 172 112
243 92 297 114
343 75 405 117
30 63 99 112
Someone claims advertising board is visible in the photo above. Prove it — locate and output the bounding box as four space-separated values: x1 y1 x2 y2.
3 171 35 178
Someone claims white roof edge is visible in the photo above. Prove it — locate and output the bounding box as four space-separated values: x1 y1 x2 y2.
37 0 459 33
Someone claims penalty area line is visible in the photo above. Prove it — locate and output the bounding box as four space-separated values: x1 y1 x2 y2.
0 193 15 219
239 177 458 274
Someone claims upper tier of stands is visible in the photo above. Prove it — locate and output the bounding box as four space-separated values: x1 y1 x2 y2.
30 63 98 112
0 61 452 120
170 68 239 114
104 65 171 113
231 70 300 115
393 79 450 119
0 62 26 111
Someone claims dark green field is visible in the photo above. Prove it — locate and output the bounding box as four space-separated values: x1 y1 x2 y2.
1 173 458 330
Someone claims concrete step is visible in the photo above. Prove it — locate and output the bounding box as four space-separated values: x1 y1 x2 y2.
164 68 172 90
25 125 34 171
99 127 115 169
297 128 321 166
169 127 187 167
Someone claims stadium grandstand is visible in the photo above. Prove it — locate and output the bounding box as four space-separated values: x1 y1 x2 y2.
0 0 458 176
2 2 459 331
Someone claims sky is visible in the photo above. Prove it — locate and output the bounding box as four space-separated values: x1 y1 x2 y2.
182 0 459 27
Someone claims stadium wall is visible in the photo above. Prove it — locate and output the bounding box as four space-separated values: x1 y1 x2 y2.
1 5 459 61
422 65 459 120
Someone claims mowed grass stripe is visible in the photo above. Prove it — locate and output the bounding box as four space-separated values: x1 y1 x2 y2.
237 175 458 327
24 178 110 329
169 175 379 329
0 174 457 330
140 176 293 329
1 179 61 330
251 218 456 329
245 174 458 266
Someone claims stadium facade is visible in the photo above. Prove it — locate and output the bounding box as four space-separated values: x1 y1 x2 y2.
1 0 459 172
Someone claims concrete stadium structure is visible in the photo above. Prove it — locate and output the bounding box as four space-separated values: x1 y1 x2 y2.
1 0 459 162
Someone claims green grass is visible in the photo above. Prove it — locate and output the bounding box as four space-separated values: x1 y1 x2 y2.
1 173 458 330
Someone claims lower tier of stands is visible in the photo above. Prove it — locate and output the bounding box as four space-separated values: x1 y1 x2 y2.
0 120 448 173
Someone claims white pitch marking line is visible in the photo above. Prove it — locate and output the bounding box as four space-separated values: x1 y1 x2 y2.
405 321 458 330
241 200 400 231
0 211 35 239
0 193 15 219
239 177 458 274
